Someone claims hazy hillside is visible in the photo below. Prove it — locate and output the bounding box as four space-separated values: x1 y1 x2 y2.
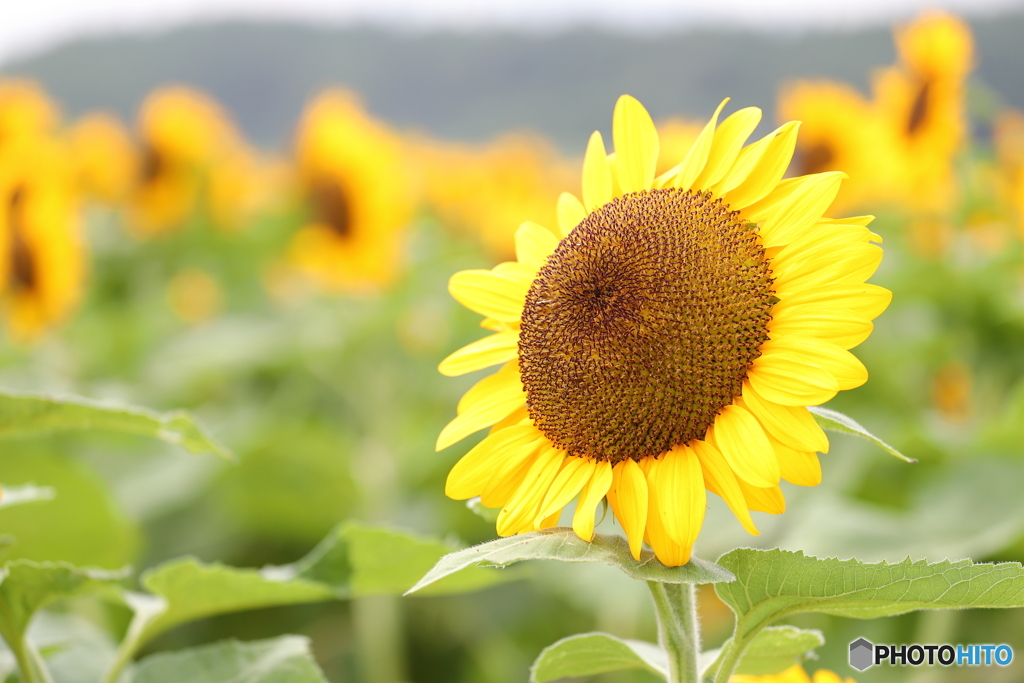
3 15 1023 153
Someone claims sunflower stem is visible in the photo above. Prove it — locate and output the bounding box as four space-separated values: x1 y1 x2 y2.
647 581 700 683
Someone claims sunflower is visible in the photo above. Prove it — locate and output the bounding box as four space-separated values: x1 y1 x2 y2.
0 80 60 145
731 665 856 683
438 96 889 566
285 89 412 292
128 86 241 236
69 112 139 205
777 82 898 213
0 137 84 341
873 12 972 215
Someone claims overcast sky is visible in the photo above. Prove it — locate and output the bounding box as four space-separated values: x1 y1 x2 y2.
3 0 1023 66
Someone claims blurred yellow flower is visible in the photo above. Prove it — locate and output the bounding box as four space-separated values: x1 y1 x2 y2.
128 86 245 236
69 112 139 205
416 132 575 258
286 89 413 292
731 665 855 683
994 109 1024 239
873 11 973 215
0 80 60 144
168 267 223 325
439 96 888 566
0 137 84 341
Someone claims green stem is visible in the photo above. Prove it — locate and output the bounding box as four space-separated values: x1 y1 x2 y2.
10 637 53 683
710 637 744 683
646 582 700 683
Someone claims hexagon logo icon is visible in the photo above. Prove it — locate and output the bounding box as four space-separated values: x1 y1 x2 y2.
850 638 874 671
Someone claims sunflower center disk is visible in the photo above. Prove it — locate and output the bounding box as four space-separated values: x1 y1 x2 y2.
518 188 775 463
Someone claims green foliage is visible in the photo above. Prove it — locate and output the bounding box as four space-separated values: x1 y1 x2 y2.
0 449 139 568
530 633 667 682
0 392 232 460
0 560 127 683
808 406 913 462
128 636 328 683
701 626 824 678
407 529 734 595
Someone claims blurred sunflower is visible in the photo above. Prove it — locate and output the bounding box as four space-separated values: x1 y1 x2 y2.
0 137 84 341
69 112 139 205
777 82 896 212
731 665 856 683
874 12 973 215
438 96 889 566
128 86 241 236
994 109 1024 238
416 132 575 258
0 80 60 145
285 89 412 292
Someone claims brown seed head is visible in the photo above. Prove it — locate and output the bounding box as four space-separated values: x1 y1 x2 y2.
518 188 774 463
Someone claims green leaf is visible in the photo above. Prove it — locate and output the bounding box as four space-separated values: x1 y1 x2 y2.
702 626 823 678
717 548 1024 639
269 522 509 597
0 485 55 510
406 528 734 595
808 406 914 462
0 560 127 683
0 392 233 460
530 633 667 682
129 558 336 650
129 636 328 683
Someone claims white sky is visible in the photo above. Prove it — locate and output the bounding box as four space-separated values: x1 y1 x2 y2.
3 0 1024 65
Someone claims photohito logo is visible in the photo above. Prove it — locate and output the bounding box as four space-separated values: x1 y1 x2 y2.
849 638 1014 671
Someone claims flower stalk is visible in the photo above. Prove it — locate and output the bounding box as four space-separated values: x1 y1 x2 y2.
647 581 701 683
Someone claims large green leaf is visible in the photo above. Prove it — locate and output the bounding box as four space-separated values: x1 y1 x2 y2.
269 522 510 597
406 528 734 595
808 406 913 462
0 392 232 460
717 548 1024 632
701 626 824 678
530 633 667 682
128 636 328 683
0 560 127 683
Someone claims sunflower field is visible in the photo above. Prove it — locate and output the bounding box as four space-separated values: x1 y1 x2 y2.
2 9 1024 683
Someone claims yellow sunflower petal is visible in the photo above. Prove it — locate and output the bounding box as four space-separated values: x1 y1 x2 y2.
768 308 874 350
535 456 595 525
445 424 545 499
612 95 659 194
556 191 586 237
515 221 559 271
496 446 564 536
437 362 525 450
448 268 530 322
748 342 841 406
711 404 780 488
771 243 883 297
654 444 706 550
738 479 786 515
669 98 730 190
692 437 759 536
776 283 891 322
692 106 762 190
438 329 520 377
761 338 868 391
644 457 694 566
756 172 845 248
607 459 649 561
719 120 800 208
480 446 538 508
582 131 614 211
740 381 829 453
538 509 562 529
572 460 613 541
770 434 822 487
819 215 875 227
